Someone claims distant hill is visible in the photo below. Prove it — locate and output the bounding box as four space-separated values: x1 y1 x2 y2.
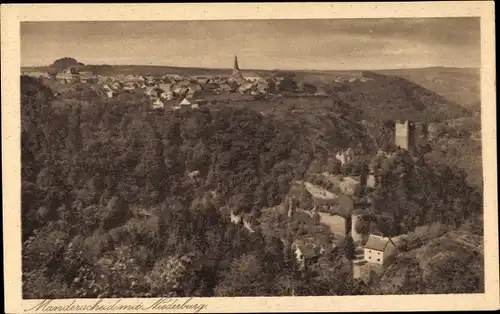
377 67 480 111
328 72 471 123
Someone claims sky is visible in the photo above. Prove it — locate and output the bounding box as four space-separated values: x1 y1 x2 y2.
20 18 480 70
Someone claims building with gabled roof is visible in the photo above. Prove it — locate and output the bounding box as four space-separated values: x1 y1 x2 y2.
179 98 192 106
293 240 321 271
363 234 397 266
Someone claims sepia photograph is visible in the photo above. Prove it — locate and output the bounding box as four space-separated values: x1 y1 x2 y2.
2 2 498 313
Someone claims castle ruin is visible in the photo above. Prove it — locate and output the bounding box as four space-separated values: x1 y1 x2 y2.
394 120 416 152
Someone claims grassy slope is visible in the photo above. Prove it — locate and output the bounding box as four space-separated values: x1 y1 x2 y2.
377 67 480 111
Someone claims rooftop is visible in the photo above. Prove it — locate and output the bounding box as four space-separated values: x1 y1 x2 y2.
364 234 394 251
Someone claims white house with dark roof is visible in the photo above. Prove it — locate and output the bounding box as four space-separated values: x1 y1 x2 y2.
293 242 321 270
363 234 397 266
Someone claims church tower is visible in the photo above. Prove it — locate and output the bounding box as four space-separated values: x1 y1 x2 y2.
233 55 241 75
230 55 245 83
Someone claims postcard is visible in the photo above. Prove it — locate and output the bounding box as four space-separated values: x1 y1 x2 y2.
2 2 498 313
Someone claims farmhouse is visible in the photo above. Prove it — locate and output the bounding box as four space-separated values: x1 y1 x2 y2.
363 234 398 266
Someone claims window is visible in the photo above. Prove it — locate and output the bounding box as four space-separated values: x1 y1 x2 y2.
378 252 381 255
368 256 371 259
377 258 380 262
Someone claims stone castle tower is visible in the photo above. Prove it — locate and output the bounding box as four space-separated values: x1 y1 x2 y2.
395 120 416 151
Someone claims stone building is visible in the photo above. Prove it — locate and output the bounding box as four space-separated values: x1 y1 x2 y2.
394 120 416 152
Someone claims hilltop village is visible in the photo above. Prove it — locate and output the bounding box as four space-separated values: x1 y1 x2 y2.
22 56 354 111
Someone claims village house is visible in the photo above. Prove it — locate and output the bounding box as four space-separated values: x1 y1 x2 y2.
293 242 321 270
152 98 165 110
161 90 174 100
336 148 355 166
123 81 140 91
147 87 164 99
363 234 398 266
145 76 156 86
238 82 255 94
102 84 115 98
187 170 200 181
144 87 155 97
111 80 123 90
230 210 243 224
179 97 192 107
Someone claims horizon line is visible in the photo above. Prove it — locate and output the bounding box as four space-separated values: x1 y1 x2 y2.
20 64 480 72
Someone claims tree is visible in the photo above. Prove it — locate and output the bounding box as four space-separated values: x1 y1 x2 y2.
325 158 341 174
148 254 199 297
215 253 270 296
343 235 355 260
425 254 483 294
379 255 425 295
52 57 81 70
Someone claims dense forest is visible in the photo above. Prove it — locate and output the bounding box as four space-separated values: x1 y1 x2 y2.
21 76 376 297
21 75 483 298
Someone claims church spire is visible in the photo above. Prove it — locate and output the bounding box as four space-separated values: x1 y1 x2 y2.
233 55 240 70
230 55 244 83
